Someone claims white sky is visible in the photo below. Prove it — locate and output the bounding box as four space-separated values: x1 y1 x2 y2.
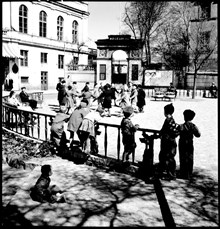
88 1 127 41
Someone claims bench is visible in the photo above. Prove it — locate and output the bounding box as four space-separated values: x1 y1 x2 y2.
152 87 175 101
17 92 44 108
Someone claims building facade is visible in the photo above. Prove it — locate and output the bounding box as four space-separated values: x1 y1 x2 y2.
186 1 218 89
2 1 92 91
95 35 143 86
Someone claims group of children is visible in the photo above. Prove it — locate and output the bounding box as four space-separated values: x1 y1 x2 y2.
50 97 103 157
31 101 200 204
122 103 201 181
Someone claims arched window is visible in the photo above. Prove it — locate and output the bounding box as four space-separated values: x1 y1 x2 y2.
19 5 28 33
57 16 64 41
72 20 78 44
39 11 47 37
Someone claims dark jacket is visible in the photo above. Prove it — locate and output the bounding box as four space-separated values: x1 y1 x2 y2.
19 91 29 102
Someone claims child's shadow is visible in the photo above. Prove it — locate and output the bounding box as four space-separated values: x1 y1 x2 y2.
61 141 89 165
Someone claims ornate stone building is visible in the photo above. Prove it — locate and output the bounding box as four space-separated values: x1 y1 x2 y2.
95 35 143 85
2 1 92 91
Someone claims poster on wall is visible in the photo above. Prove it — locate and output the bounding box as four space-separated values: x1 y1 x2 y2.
144 70 173 86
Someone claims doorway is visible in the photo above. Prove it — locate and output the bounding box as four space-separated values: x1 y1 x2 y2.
112 50 128 85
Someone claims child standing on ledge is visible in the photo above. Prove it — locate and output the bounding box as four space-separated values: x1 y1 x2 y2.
158 103 179 180
178 109 201 179
121 106 139 164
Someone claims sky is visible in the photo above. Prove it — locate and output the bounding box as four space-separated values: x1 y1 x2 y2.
88 1 127 41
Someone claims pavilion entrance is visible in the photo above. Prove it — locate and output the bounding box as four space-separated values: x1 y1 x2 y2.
111 50 128 84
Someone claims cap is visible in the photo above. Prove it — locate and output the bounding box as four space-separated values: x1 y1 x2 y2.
123 106 134 115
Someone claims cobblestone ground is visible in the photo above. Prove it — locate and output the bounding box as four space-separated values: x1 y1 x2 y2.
44 94 218 181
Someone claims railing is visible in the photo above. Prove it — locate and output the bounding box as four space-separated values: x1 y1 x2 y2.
97 121 160 166
143 88 210 98
2 95 160 166
2 103 54 141
67 64 95 71
2 88 212 167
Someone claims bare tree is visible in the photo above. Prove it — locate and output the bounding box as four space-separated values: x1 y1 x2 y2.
123 1 169 85
161 2 217 98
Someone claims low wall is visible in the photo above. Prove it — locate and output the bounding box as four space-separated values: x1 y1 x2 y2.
66 70 96 89
185 72 218 90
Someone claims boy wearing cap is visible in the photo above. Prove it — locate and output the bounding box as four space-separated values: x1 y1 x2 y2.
50 104 70 154
158 103 179 180
121 106 139 163
178 109 201 179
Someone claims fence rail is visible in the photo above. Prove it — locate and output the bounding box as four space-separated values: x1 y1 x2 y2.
2 88 212 167
2 92 160 165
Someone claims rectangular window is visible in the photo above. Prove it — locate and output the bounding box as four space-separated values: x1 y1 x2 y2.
21 76 29 83
200 5 211 19
131 64 138 80
73 56 78 65
200 31 210 50
99 64 106 80
39 22 47 37
41 53 47 63
58 55 64 69
20 50 28 66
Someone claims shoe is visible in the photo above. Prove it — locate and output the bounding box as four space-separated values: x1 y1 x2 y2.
57 196 66 203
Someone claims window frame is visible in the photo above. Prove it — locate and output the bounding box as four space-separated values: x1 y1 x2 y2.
131 64 139 81
19 5 28 33
200 4 211 19
21 76 29 84
58 55 64 69
72 20 78 44
99 64 106 80
199 31 211 51
20 50 28 67
41 52 47 63
39 11 47 37
57 16 64 41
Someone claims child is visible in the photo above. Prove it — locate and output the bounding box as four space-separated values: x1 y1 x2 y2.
95 83 112 117
121 106 139 163
158 103 179 180
118 88 131 117
30 164 65 203
50 104 70 153
130 84 138 113
78 109 103 155
67 98 90 146
178 109 201 179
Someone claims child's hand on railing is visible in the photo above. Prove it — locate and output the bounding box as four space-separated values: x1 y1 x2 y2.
135 124 139 130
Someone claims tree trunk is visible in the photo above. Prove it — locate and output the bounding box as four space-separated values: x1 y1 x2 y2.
192 70 197 99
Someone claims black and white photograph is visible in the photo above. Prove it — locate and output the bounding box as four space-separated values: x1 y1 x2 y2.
2 1 218 227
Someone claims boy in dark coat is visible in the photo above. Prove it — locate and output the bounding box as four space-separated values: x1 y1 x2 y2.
95 83 112 117
121 106 139 163
57 80 68 105
158 103 179 180
137 84 146 113
178 109 201 179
